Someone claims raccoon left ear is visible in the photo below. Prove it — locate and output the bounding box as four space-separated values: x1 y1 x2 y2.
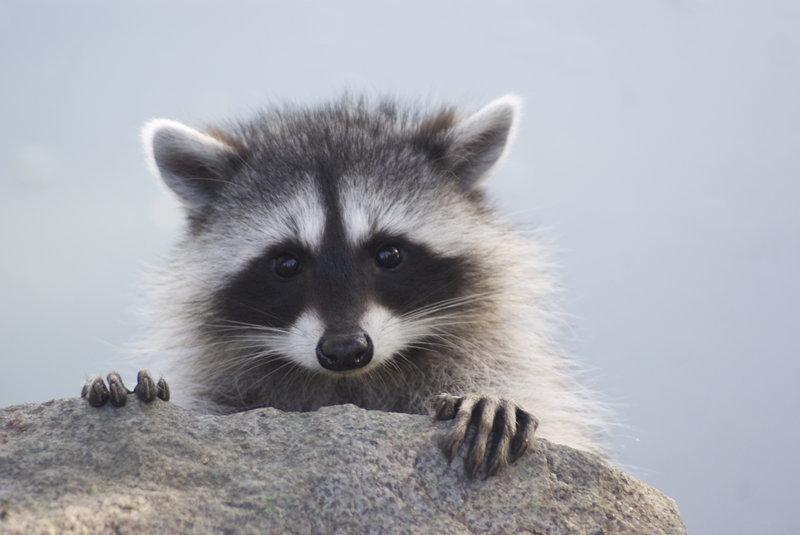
447 95 521 188
142 119 239 211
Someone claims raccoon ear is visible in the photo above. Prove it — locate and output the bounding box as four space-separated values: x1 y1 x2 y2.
446 95 521 188
142 119 237 211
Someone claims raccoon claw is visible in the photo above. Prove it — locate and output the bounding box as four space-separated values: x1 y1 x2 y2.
107 371 129 406
81 370 170 407
434 393 538 478
81 375 110 407
133 370 156 402
156 377 171 402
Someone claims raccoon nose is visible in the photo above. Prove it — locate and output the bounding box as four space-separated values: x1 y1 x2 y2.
316 332 373 371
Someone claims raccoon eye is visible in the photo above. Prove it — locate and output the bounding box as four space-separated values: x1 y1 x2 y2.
273 253 301 278
375 244 403 269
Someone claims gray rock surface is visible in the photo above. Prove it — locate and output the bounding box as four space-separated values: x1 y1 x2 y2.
0 398 685 534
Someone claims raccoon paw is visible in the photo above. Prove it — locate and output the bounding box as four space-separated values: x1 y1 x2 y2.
81 370 170 407
434 393 538 478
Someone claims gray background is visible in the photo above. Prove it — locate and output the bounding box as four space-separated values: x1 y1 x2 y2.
1 1 797 533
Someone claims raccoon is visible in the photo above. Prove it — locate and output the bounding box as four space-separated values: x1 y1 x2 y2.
83 95 607 477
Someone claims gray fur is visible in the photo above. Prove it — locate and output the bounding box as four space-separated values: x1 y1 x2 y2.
138 95 609 472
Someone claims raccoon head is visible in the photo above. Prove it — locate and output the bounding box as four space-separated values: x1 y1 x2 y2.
142 96 520 378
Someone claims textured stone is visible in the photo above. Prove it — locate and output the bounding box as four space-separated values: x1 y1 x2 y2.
0 398 685 534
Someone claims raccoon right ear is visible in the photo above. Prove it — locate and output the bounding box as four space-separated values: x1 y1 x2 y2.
445 95 521 188
142 119 237 211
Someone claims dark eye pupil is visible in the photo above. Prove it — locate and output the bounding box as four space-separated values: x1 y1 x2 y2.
274 254 300 278
376 245 402 269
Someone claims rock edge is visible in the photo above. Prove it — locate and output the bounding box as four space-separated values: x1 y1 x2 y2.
0 398 685 534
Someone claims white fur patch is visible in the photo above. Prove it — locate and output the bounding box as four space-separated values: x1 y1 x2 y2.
176 182 326 290
338 181 490 258
283 185 327 250
273 304 423 374
360 304 411 367
341 201 372 247
273 310 326 370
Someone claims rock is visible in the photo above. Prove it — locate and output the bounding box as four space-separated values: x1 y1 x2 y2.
0 398 685 534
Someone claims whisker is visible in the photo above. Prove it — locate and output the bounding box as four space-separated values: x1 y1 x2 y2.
400 293 493 320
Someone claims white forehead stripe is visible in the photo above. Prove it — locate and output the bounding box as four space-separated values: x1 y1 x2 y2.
283 184 326 250
338 180 475 257
178 182 326 287
342 203 372 246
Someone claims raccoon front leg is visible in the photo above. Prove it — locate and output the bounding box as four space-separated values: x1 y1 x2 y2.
81 370 170 407
434 393 538 478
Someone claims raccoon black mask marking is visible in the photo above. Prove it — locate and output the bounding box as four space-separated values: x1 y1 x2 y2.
84 95 608 477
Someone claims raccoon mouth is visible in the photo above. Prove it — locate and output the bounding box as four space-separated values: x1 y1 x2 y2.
315 332 374 372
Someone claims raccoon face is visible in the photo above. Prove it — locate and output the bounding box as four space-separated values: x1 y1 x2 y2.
216 224 474 374
143 95 519 375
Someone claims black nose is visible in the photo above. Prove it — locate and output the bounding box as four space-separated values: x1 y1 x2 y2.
316 332 373 371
